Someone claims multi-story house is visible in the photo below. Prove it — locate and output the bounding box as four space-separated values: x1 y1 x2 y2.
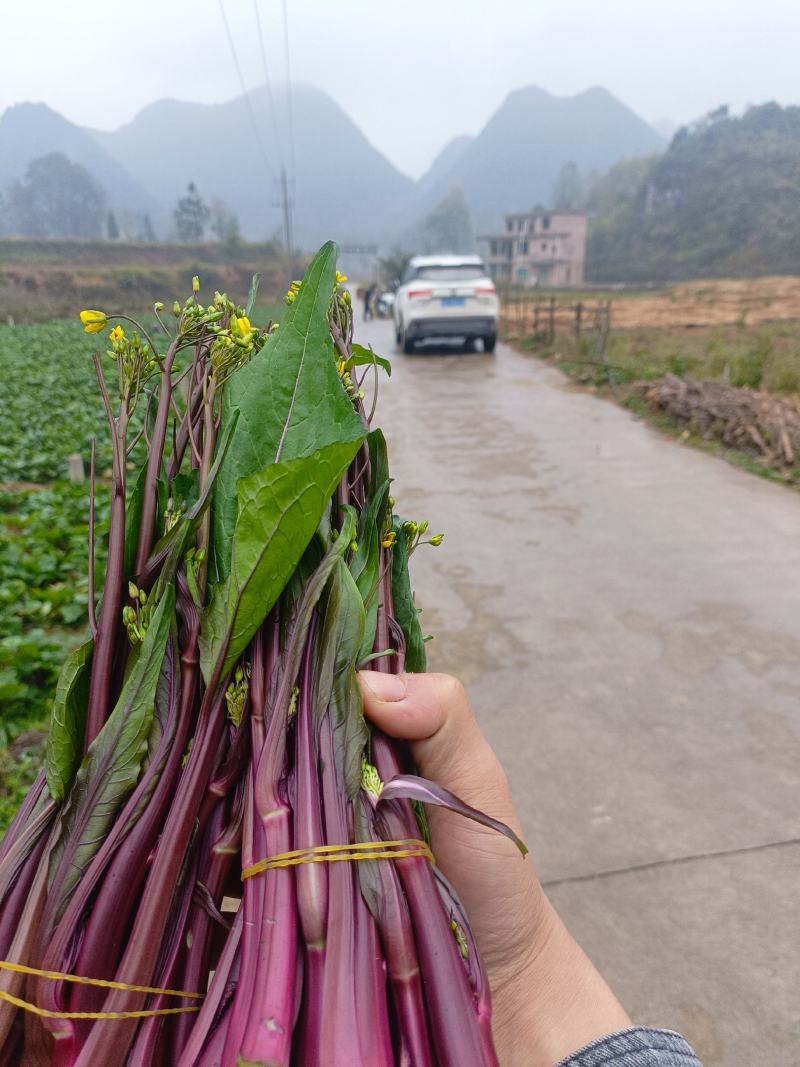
479 211 587 287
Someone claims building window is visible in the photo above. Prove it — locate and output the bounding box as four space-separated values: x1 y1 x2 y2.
490 240 496 256
520 240 528 254
541 242 547 251
542 216 551 230
516 267 528 282
506 220 513 233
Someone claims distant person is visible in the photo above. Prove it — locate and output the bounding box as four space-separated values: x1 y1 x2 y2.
363 284 376 321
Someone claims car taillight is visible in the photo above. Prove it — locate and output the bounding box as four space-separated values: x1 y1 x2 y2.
408 288 433 299
474 284 496 296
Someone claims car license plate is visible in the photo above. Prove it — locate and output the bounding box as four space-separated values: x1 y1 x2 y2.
441 296 465 307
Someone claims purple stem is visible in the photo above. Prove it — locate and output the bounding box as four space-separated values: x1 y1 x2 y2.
352 878 394 1065
134 342 177 575
0 770 46 867
71 682 229 1067
355 795 434 1067
318 712 365 1066
125 842 202 1067
293 634 328 1066
175 907 242 1067
169 790 243 1060
84 362 128 747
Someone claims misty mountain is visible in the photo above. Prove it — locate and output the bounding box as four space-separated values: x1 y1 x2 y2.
0 102 156 217
587 103 800 282
417 135 474 195
418 86 665 234
0 84 665 249
91 85 415 247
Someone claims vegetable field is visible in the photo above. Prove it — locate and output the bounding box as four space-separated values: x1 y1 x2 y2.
0 322 114 823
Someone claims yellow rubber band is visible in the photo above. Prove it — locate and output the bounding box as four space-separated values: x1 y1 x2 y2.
0 989 199 1020
241 838 434 881
0 960 204 1020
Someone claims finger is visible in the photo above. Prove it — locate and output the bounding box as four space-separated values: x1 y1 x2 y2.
357 670 523 837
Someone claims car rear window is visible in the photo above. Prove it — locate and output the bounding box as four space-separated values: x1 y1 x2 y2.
414 265 486 281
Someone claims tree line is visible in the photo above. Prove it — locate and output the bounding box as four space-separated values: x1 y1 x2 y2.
0 154 241 244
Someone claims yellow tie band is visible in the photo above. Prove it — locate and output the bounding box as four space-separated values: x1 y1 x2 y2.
242 837 434 881
0 960 203 1020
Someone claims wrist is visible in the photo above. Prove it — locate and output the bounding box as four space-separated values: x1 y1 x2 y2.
490 900 631 1067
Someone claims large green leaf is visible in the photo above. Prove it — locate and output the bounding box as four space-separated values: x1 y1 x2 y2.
200 440 362 682
391 517 427 673
212 242 365 579
47 586 175 917
45 639 93 804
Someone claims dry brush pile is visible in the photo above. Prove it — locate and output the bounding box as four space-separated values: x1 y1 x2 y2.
634 373 800 469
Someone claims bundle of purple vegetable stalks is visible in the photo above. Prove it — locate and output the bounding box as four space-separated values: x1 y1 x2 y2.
0 242 526 1066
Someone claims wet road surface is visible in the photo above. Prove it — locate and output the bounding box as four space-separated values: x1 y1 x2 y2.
357 314 800 1067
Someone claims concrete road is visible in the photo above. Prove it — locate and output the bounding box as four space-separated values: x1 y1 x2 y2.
357 315 800 1066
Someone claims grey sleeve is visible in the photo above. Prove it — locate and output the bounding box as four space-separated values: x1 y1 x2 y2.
556 1027 702 1066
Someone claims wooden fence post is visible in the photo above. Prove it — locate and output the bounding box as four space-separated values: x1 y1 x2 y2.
549 297 556 342
575 301 583 340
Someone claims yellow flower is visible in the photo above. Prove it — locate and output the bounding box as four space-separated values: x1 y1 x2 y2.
192 275 201 293
109 325 125 344
335 271 348 285
231 314 252 338
79 309 108 334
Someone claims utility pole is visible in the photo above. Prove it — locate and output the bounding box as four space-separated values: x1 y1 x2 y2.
280 167 293 260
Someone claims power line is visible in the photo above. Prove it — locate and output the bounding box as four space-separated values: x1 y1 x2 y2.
216 0 276 182
281 0 297 211
252 0 285 166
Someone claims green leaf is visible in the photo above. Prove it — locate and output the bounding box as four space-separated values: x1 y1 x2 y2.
391 516 427 673
200 440 362 682
44 639 93 804
316 559 369 798
349 343 392 377
212 242 365 580
48 586 175 917
350 430 390 661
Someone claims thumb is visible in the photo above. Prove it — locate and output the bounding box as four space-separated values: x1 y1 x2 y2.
357 670 524 843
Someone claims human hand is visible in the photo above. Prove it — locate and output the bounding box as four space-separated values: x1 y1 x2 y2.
358 670 631 1067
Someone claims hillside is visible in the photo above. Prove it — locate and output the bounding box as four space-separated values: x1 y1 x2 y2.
417 86 664 233
587 103 800 282
417 135 474 194
0 102 155 216
92 85 415 246
0 84 667 250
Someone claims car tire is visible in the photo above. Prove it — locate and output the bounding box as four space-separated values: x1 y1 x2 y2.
395 324 402 346
483 333 497 353
402 332 416 354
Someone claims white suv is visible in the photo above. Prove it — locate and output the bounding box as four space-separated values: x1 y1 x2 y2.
393 255 499 353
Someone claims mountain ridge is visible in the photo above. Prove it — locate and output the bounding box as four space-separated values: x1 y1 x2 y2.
0 84 664 247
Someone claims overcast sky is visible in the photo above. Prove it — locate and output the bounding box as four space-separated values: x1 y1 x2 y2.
2 0 799 177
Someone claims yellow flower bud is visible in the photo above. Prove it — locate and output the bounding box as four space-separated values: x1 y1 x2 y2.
154 301 164 313
79 309 108 334
109 325 125 344
429 533 444 546
192 275 200 293
335 271 349 285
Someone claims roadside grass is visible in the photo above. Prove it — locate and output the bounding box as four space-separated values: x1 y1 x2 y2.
512 323 800 486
